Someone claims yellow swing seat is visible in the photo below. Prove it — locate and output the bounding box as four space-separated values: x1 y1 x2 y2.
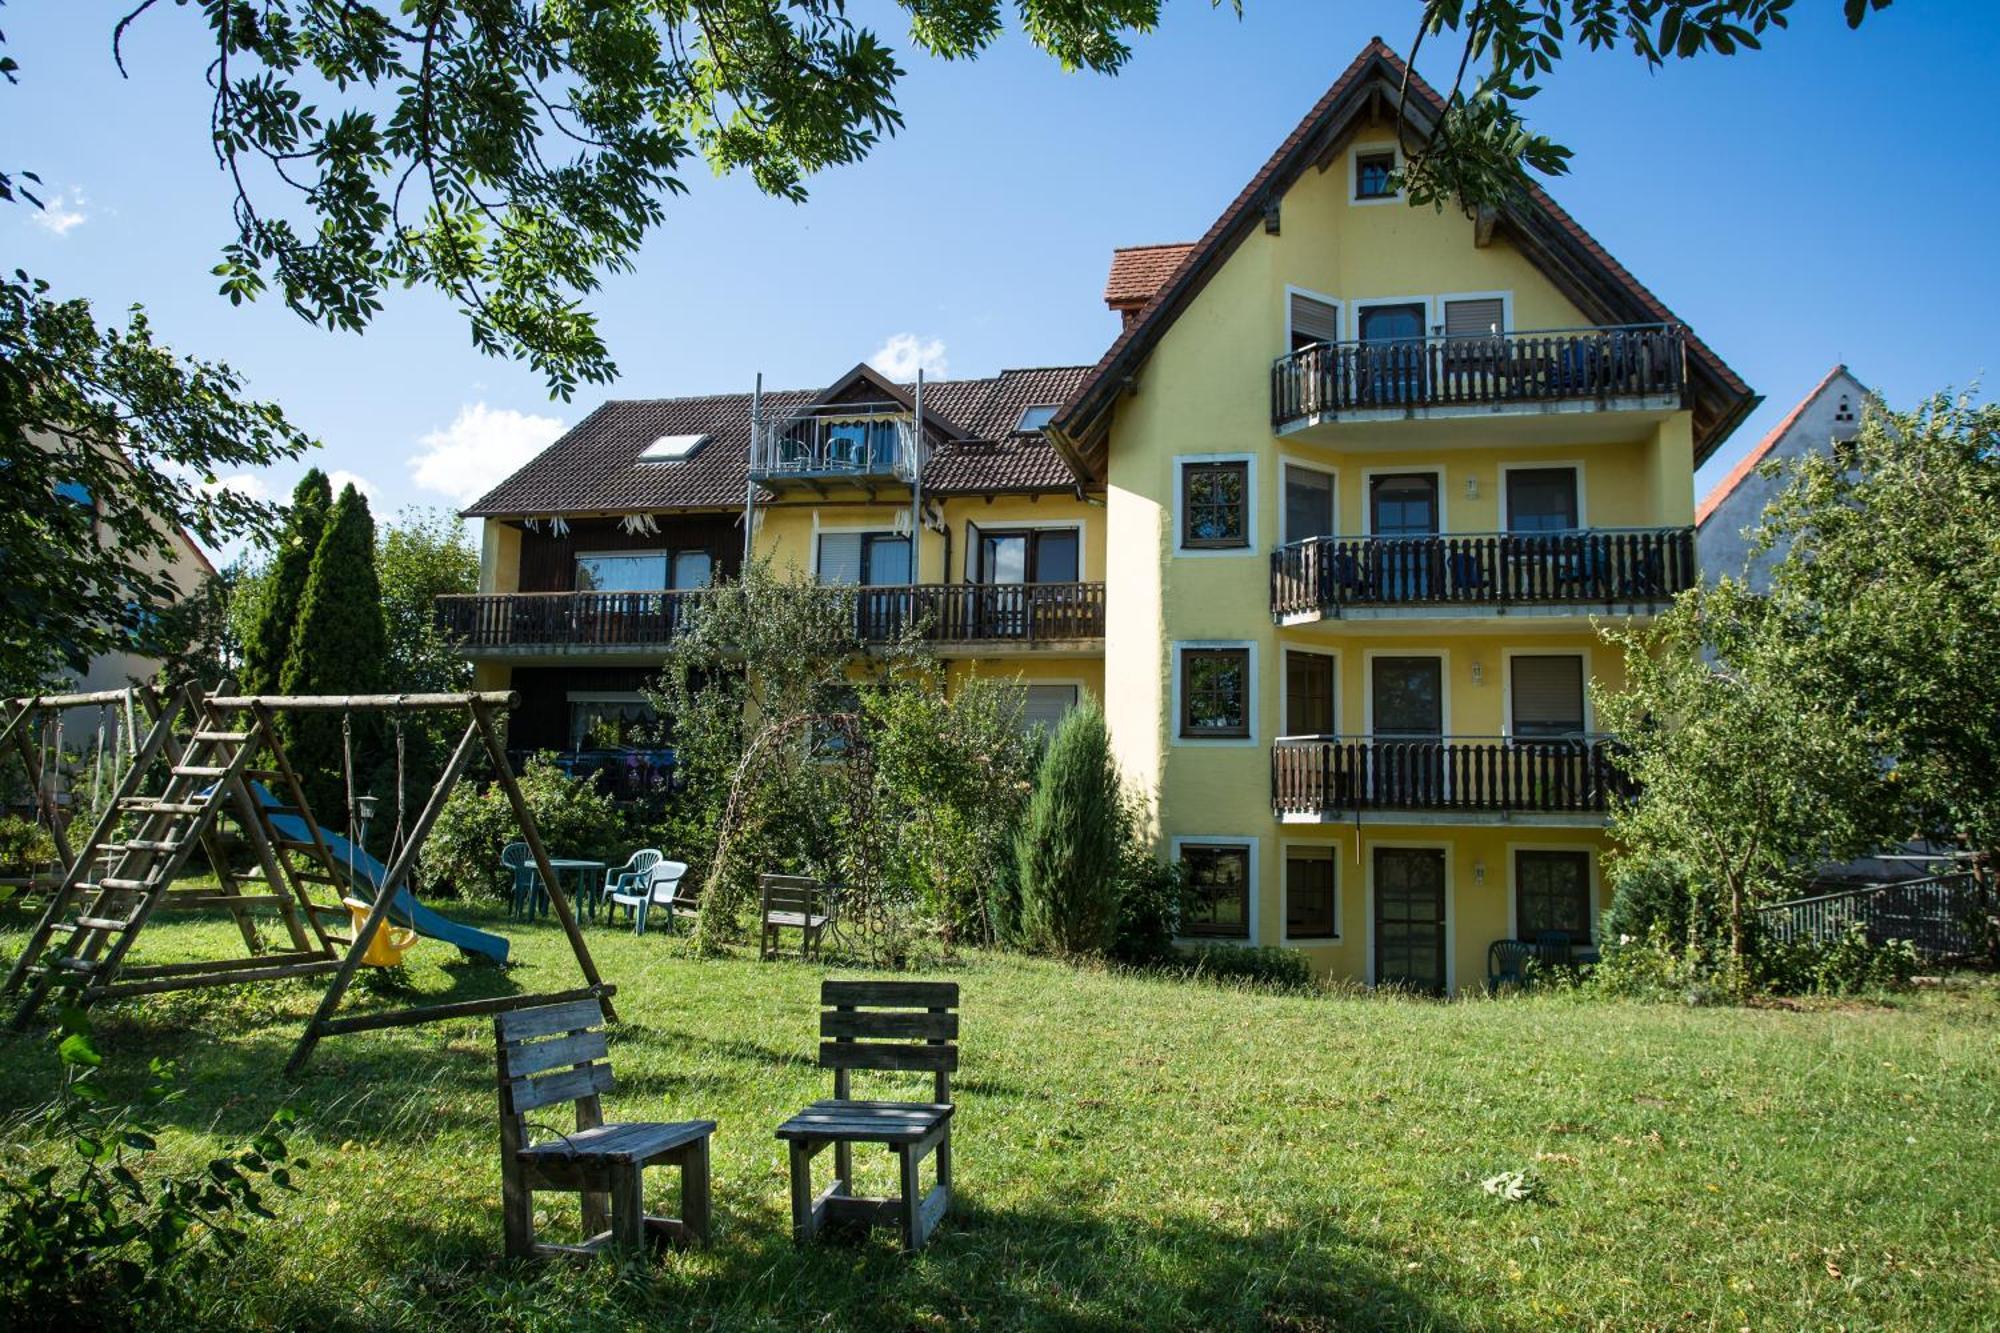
343 897 421 967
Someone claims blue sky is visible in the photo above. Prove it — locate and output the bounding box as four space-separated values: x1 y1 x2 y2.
10 1 1998 541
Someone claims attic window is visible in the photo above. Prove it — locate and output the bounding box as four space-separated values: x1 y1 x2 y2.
1355 150 1396 200
1015 405 1059 433
640 433 707 462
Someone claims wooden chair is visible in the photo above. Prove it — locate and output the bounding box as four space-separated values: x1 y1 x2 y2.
494 999 715 1260
774 980 957 1253
760 874 831 960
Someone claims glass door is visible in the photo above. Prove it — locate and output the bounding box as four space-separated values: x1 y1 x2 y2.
1374 847 1447 994
1371 655 1444 807
1369 473 1439 601
1358 302 1428 405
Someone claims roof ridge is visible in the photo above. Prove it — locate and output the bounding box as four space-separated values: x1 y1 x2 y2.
1110 241 1197 253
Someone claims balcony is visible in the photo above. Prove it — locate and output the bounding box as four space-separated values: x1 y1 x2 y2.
1271 324 1687 438
1270 527 1695 623
749 406 922 488
438 583 1105 656
1271 735 1633 825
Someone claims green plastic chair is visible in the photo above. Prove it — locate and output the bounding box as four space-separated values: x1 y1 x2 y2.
501 842 544 920
1488 939 1536 993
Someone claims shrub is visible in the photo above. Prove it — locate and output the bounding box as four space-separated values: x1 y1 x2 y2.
1110 808 1182 963
0 814 56 874
424 755 625 900
0 993 302 1330
1755 923 1920 996
1602 858 1696 951
1016 700 1121 955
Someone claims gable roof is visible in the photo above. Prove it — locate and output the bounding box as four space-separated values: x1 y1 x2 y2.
1105 243 1197 308
461 365 1092 518
1050 38 1758 476
1696 364 1864 526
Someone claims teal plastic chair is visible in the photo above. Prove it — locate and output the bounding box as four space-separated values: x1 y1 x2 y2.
1488 939 1535 993
602 850 662 924
501 842 544 920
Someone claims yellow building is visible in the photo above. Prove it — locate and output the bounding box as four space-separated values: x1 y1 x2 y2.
452 39 1755 993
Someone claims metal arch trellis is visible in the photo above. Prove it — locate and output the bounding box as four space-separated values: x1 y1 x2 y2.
1 686 617 1076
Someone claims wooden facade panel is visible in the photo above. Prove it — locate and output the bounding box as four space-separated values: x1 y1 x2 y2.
518 516 742 593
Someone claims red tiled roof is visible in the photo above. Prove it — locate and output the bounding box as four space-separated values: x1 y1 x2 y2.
1104 243 1196 307
1053 38 1756 468
462 365 1092 518
1696 364 1853 526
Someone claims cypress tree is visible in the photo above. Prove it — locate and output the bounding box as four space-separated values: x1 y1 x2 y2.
1016 699 1122 955
279 484 388 824
240 469 331 696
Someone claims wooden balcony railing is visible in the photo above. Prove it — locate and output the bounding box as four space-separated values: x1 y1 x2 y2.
437 582 1106 651
1271 735 1634 818
1271 323 1687 429
437 590 700 649
1270 527 1695 619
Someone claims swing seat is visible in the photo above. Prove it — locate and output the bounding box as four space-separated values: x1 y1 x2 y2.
344 897 420 967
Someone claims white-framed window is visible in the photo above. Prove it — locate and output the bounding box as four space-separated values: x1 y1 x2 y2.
1351 144 1401 203
1283 842 1339 942
1173 835 1259 944
1504 650 1590 739
1508 845 1598 945
576 550 712 591
1014 404 1059 433
1173 452 1258 555
1281 458 1337 545
1172 640 1259 747
1500 463 1584 533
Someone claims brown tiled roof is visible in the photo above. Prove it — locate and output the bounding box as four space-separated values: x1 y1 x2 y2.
1104 243 1196 307
1053 38 1757 471
462 366 1091 518
1696 364 1858 526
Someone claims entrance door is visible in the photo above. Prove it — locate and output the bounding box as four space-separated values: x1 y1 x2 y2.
1375 847 1447 994
1371 656 1444 806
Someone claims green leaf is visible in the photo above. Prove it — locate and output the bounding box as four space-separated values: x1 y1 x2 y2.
57 1033 102 1068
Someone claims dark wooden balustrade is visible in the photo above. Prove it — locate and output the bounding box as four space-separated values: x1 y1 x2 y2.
438 582 1106 651
1272 324 1687 429
1270 527 1694 618
1271 736 1634 818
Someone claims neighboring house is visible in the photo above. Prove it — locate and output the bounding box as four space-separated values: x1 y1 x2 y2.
1695 365 1868 589
451 39 1759 993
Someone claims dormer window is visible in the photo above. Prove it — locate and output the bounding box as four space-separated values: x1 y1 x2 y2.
1015 405 1058 433
1354 150 1396 200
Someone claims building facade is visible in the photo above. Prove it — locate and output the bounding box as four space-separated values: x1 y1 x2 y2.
451 40 1757 992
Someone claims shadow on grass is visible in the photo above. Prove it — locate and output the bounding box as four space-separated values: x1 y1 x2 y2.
285 1188 1475 1331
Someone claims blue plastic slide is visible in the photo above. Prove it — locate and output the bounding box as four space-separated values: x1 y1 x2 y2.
247 785 510 964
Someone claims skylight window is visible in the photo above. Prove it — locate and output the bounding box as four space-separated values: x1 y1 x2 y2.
1015 405 1058 433
640 433 708 462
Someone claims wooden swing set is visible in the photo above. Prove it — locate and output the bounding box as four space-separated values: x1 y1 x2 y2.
0 687 614 1076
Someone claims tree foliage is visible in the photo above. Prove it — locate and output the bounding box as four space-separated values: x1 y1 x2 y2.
1396 1 1892 211
1755 391 2000 854
278 483 388 820
1016 698 1123 956
0 273 313 693
1597 578 1882 970
239 469 330 696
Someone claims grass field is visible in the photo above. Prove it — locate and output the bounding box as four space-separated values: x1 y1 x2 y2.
1 900 1996 1331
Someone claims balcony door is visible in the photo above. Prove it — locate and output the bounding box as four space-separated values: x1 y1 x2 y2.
1358 302 1427 406
1371 655 1444 806
975 527 1079 639
1374 847 1447 994
819 531 911 639
1369 473 1439 601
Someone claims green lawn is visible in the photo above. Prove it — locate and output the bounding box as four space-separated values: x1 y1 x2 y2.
1 902 1996 1331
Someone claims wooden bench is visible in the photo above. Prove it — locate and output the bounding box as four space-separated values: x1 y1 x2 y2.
760 874 831 960
494 999 715 1259
774 980 957 1252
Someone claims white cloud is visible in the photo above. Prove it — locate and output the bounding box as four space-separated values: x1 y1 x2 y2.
328 469 379 503
202 472 272 504
409 402 565 504
30 189 88 236
868 333 949 381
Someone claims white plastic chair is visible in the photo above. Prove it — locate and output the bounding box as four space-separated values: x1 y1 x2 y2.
611 858 688 935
